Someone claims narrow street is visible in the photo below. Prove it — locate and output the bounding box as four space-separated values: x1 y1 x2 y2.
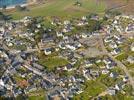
99 36 134 90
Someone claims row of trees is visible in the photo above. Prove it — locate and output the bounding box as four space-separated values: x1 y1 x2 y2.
0 12 12 21
1 5 27 11
15 5 27 11
0 12 5 20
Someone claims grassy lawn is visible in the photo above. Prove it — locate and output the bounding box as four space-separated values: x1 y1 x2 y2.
101 94 134 100
28 89 46 100
98 74 119 87
127 64 134 69
5 0 106 20
130 71 134 77
110 67 125 75
73 80 106 100
12 44 27 51
38 56 69 71
28 96 45 100
115 52 128 61
96 62 105 66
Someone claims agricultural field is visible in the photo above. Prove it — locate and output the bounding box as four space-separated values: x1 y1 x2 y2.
5 0 106 19
28 89 46 100
103 0 134 14
2 0 134 20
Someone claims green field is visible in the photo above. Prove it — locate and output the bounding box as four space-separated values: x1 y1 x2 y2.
29 96 45 100
28 89 46 100
6 0 106 19
115 52 128 61
38 56 69 71
73 80 106 100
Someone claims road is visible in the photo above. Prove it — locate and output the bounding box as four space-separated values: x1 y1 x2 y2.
121 32 134 39
24 61 53 83
79 33 134 91
0 40 53 83
99 36 134 90
1 32 134 91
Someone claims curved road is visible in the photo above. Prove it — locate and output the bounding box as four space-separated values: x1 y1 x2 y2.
99 36 134 90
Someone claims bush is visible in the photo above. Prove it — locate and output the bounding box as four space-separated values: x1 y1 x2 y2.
74 1 82 6
2 5 7 10
87 19 101 32
15 5 27 11
106 10 122 17
0 12 4 20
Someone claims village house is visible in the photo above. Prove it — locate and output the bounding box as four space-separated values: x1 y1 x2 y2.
41 33 54 43
90 69 99 78
107 88 116 95
84 60 93 68
106 63 115 69
82 16 87 20
115 83 125 91
104 35 113 43
64 20 70 25
56 31 64 37
0 13 133 99
51 17 62 26
127 56 134 64
63 64 75 72
77 20 88 26
111 48 121 55
101 69 109 75
59 42 66 50
44 48 54 55
125 24 134 33
103 58 113 65
109 72 118 78
25 85 37 93
130 43 134 51
82 69 92 80
81 33 89 38
109 42 118 49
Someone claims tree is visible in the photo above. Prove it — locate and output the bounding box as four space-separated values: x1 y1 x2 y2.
2 5 7 11
105 10 121 17
15 5 26 11
87 19 101 32
74 0 82 6
0 12 4 20
126 0 130 3
103 16 108 21
34 32 42 43
35 16 44 23
0 96 14 100
16 94 28 100
87 13 98 19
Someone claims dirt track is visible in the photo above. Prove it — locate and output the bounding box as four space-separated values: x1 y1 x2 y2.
103 0 134 14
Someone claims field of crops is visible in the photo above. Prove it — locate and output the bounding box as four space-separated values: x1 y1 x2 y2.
5 0 106 19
